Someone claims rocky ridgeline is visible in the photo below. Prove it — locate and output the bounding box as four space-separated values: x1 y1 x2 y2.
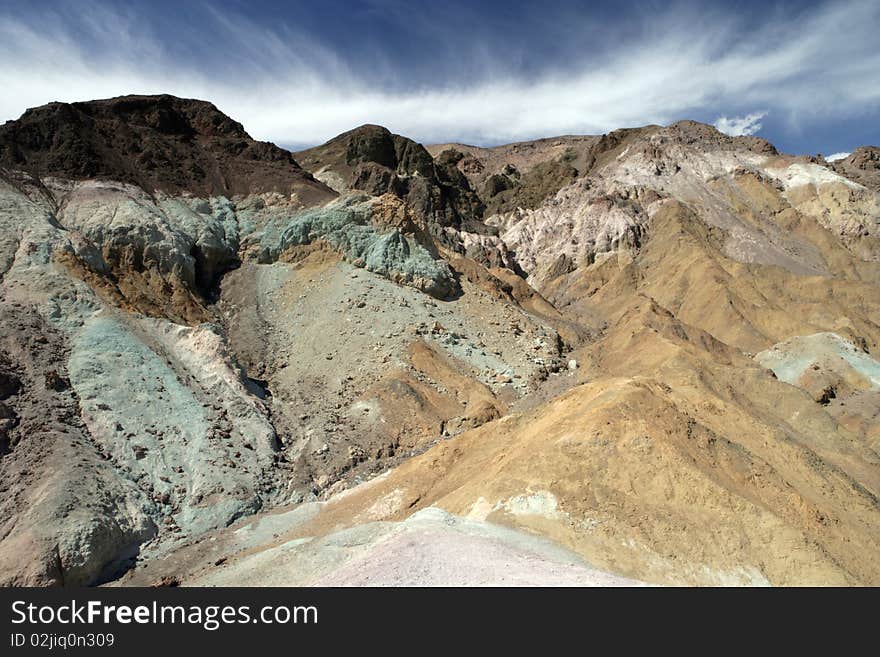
0 94 334 201
293 124 518 269
479 121 880 288
295 124 486 236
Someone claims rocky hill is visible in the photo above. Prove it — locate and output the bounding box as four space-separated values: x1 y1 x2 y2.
295 124 485 236
1 94 878 586
0 94 335 201
830 146 880 191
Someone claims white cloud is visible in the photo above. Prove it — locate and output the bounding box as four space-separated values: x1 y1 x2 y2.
714 112 767 137
0 1 878 147
825 152 850 162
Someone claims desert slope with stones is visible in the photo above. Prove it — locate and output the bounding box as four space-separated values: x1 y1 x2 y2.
1 94 878 586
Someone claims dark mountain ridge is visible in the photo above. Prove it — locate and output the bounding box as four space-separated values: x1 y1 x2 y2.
0 94 335 202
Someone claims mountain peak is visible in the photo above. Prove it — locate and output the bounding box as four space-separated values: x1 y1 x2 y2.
830 145 880 190
665 119 777 154
0 94 335 200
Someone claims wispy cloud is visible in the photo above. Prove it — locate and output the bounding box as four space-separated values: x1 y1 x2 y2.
714 112 767 137
824 152 851 161
0 0 878 148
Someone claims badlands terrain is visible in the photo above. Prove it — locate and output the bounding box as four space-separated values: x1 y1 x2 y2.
0 94 878 586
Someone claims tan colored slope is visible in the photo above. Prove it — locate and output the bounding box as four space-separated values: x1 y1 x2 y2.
140 268 880 585
248 292 880 586
544 200 880 355
490 123 876 296
119 322 880 585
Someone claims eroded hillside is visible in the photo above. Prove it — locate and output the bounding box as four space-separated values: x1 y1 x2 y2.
1 95 878 586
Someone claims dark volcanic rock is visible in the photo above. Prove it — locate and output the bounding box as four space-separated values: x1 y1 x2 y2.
0 94 336 202
481 159 579 215
295 125 486 246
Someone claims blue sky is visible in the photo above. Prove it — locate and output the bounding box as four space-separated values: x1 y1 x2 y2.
0 0 877 156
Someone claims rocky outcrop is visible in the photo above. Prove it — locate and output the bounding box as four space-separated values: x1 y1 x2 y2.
476 158 579 216
295 125 487 248
664 119 778 155
0 95 336 202
831 146 880 191
46 177 459 331
487 184 656 287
